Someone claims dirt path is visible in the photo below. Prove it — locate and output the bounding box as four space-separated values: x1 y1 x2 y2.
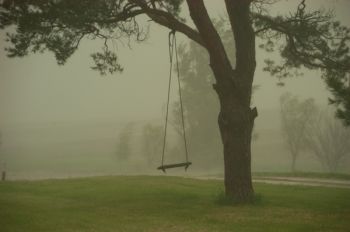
193 176 350 189
253 176 350 189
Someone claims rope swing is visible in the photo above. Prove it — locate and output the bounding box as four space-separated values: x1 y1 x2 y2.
157 30 192 173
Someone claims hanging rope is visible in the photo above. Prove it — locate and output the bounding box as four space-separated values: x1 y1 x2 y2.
159 30 191 172
174 31 189 165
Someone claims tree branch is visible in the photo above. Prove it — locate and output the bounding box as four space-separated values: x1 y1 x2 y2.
253 12 350 71
146 8 204 47
129 0 205 47
185 0 233 88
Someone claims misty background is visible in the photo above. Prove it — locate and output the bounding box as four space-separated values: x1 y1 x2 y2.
0 0 349 179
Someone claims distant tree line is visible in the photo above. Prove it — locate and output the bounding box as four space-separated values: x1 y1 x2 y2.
114 122 167 169
280 93 350 173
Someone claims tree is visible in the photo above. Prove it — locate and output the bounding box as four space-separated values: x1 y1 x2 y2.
171 18 261 171
140 123 163 167
306 112 350 173
1 0 350 201
116 123 134 162
279 93 317 172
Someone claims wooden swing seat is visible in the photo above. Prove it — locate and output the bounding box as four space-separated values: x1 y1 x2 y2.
157 162 192 173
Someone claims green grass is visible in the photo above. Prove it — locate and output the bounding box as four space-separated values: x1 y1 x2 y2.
0 176 349 232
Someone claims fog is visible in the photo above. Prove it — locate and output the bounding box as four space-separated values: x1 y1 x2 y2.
0 0 349 180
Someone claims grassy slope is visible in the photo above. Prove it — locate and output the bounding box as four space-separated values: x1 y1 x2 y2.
0 176 349 232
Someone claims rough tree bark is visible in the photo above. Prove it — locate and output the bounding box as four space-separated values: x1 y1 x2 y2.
220 0 256 200
186 0 257 200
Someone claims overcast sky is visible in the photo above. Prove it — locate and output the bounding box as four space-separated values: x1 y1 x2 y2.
1 0 349 126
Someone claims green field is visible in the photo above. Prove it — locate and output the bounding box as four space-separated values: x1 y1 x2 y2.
1 176 349 232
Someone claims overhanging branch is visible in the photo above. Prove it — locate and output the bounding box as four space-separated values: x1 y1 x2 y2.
129 0 205 47
146 8 204 47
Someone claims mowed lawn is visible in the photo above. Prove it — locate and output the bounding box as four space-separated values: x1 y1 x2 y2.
0 176 349 232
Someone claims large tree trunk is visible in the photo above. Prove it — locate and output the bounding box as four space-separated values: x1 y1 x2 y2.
186 0 256 201
212 62 256 201
217 95 256 200
217 0 257 200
